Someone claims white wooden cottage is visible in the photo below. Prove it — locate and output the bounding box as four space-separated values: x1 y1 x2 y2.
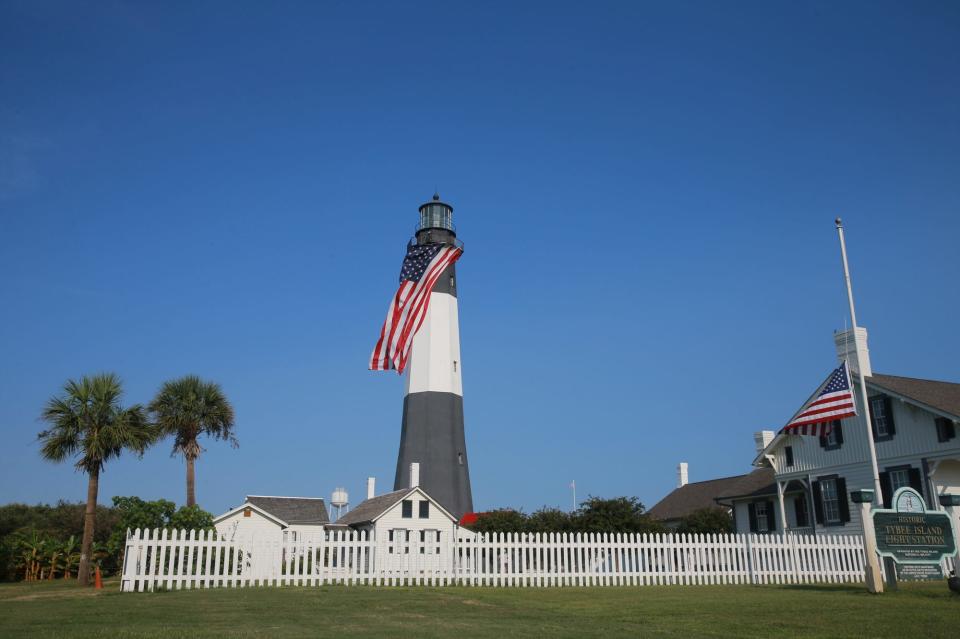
732 327 960 535
330 464 472 553
213 495 329 543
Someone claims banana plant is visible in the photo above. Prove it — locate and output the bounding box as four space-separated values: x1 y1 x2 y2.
61 536 80 579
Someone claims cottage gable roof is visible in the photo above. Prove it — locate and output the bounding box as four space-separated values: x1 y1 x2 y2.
648 468 774 521
244 496 330 525
332 488 413 526
333 487 457 527
868 373 960 420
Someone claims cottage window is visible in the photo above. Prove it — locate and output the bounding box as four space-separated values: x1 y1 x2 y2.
785 446 794 467
821 479 841 524
936 417 956 443
870 395 896 441
824 423 841 448
419 501 430 519
889 468 911 494
402 500 413 518
755 502 769 532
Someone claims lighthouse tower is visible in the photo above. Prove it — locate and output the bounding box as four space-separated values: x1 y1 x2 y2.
394 194 473 519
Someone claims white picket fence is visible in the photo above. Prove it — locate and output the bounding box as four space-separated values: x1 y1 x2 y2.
121 528 879 592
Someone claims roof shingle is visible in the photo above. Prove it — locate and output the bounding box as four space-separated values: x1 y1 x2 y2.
333 489 413 526
245 496 330 525
648 468 774 522
868 373 960 419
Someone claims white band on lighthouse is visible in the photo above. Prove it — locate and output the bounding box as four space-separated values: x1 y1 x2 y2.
404 292 462 397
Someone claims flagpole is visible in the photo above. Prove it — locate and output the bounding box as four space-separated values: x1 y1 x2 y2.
571 481 576 512
835 218 883 500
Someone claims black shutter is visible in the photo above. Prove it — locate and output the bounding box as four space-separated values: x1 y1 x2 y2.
812 481 824 525
819 433 827 448
794 495 807 527
748 503 758 533
834 421 844 445
836 477 850 523
870 398 879 439
884 397 896 436
766 501 776 532
908 467 923 495
879 472 892 508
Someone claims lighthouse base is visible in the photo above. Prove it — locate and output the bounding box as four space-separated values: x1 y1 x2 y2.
394 391 473 519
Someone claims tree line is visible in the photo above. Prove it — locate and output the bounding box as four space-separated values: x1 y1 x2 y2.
33 373 236 586
463 497 733 536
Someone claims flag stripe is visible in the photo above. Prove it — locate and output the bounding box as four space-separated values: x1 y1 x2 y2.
781 361 857 438
369 244 463 374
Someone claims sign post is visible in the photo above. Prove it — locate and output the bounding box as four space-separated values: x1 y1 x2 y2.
940 494 960 575
872 488 957 583
851 489 883 593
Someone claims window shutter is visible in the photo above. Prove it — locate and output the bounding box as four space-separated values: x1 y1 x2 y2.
766 501 776 532
794 495 807 527
834 422 844 445
908 467 923 496
812 481 824 525
884 397 896 436
748 503 758 533
870 398 879 439
836 477 850 523
819 433 827 448
879 472 892 508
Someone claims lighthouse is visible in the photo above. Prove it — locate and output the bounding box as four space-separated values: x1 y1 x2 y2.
393 194 473 519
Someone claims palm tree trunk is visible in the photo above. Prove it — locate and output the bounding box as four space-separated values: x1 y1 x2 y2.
77 468 99 586
186 455 196 507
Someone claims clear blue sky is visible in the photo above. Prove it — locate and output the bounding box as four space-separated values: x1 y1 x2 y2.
1 1 958 517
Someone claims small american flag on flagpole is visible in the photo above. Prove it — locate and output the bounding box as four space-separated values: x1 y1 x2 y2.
781 360 858 437
370 242 463 374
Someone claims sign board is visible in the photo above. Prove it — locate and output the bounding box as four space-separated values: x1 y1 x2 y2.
872 488 957 565
894 563 944 581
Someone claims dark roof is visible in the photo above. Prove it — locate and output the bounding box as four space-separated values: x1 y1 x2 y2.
868 373 960 419
245 496 330 525
333 489 412 526
648 468 774 521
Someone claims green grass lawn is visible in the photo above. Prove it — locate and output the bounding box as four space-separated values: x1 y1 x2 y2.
1 578 957 638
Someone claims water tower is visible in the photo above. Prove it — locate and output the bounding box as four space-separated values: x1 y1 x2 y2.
330 487 349 520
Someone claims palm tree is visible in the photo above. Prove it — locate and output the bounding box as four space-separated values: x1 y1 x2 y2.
38 373 153 586
149 376 236 508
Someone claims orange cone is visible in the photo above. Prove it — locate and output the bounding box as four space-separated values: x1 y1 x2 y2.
94 566 103 590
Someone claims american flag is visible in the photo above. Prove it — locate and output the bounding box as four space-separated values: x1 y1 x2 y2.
369 242 463 374
781 361 858 437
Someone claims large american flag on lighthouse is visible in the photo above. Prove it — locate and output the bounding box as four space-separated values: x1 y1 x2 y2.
781 361 858 437
370 242 463 374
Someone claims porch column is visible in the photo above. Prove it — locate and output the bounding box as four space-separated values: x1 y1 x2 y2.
776 480 788 532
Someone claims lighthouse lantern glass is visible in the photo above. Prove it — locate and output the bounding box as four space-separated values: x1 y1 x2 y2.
419 203 453 231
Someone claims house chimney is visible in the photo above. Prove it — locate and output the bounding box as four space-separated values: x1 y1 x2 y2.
754 430 774 454
366 477 376 500
409 462 420 488
677 462 689 488
834 327 871 377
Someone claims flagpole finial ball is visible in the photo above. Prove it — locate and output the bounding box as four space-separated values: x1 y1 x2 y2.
835 217 843 227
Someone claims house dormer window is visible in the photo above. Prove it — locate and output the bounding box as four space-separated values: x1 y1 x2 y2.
419 501 429 518
785 446 794 467
401 500 413 518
